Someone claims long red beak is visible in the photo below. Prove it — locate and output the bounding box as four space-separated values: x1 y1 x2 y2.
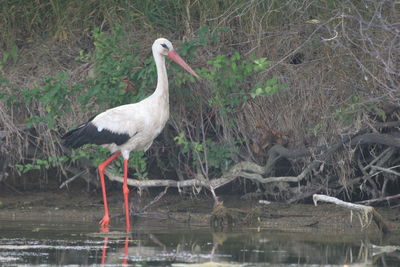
167 50 199 78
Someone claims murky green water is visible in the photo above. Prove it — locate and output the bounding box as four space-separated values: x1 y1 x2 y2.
0 216 399 266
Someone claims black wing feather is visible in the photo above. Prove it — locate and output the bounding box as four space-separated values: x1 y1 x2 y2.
62 119 130 149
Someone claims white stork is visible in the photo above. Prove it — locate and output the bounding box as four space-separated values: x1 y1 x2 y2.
62 38 198 232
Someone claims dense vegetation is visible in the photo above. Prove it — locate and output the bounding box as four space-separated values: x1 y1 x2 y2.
0 0 399 204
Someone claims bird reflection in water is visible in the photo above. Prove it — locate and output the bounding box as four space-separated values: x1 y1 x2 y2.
98 227 231 265
100 225 130 265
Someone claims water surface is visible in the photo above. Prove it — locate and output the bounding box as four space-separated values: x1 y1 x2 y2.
0 217 399 266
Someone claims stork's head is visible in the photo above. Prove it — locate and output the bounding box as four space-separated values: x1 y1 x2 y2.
153 38 199 78
153 38 173 56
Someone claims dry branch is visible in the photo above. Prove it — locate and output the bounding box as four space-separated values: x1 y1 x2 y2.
357 194 400 205
313 194 390 234
105 161 263 190
104 159 314 192
349 133 400 148
370 165 400 177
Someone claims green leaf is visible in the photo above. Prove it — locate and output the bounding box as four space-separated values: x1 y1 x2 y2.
266 77 277 87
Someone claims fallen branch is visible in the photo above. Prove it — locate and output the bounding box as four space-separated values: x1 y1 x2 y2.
104 160 313 192
313 194 390 234
105 169 232 189
105 161 263 189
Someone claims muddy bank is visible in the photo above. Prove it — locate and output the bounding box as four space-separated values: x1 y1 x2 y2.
0 190 399 235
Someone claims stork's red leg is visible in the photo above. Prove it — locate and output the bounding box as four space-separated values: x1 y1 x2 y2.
123 159 131 232
101 236 109 264
122 236 129 265
98 152 121 230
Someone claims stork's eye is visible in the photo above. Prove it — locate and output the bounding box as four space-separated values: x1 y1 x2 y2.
161 43 168 50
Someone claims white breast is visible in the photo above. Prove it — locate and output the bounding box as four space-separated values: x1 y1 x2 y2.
93 92 170 158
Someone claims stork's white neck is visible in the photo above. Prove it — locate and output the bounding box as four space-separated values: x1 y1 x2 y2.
153 51 169 98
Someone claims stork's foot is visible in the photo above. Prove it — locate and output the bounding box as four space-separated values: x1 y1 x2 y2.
122 185 131 233
99 215 110 230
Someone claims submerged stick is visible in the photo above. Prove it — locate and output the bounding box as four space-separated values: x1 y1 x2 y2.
313 194 390 234
59 169 88 189
139 186 169 213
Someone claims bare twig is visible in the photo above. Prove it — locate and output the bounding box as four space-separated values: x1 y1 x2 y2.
322 30 338 41
357 193 400 205
370 165 400 177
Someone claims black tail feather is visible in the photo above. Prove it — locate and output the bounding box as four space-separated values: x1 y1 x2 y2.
61 122 93 149
61 120 131 149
